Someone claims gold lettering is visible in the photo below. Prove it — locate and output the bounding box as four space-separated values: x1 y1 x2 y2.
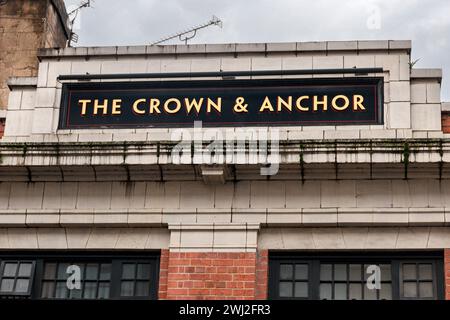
259 96 274 112
331 95 350 111
164 98 181 114
111 99 122 115
277 96 292 112
93 99 108 115
313 96 328 111
149 99 161 114
78 99 91 115
207 98 222 113
295 96 309 111
133 98 146 115
353 95 365 111
185 98 204 114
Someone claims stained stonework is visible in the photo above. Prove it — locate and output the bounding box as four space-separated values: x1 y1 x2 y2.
0 0 69 111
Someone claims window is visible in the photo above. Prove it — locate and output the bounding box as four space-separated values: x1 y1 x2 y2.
0 253 159 300
40 262 112 299
400 262 436 299
0 261 36 296
119 262 154 298
269 252 444 300
318 263 392 300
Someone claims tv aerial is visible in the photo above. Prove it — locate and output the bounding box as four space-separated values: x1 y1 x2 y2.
67 0 94 47
151 15 223 45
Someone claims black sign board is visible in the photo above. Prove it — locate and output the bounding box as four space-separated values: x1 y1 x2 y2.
58 78 383 129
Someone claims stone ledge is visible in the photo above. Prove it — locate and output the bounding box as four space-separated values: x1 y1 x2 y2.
37 40 412 59
411 68 443 80
0 227 170 249
442 102 450 112
0 208 448 227
258 227 450 249
7 77 38 89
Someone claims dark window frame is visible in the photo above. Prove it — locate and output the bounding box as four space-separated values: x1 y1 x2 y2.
0 260 36 296
0 251 160 300
268 251 445 300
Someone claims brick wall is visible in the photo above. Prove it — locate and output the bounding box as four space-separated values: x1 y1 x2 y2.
158 251 269 300
442 113 450 134
255 250 269 300
0 118 4 139
0 0 68 110
445 249 450 300
158 249 169 299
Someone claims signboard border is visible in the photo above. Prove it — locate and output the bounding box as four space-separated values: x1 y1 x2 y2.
58 77 384 129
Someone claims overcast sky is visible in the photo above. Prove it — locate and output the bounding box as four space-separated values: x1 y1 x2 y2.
64 0 449 100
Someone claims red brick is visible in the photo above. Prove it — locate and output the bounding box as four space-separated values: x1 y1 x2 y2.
185 266 195 273
211 273 233 282
167 288 189 295
191 280 203 288
215 259 234 266
442 114 450 133
189 288 211 295
233 274 255 282
190 273 211 281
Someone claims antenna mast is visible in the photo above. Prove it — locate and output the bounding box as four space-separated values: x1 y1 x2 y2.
67 0 94 47
151 15 223 45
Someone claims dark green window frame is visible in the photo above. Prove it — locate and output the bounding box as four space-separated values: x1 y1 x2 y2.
268 251 445 300
0 251 160 300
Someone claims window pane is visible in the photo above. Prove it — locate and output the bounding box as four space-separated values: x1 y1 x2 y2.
402 264 416 280
334 264 347 281
418 264 433 281
279 264 293 280
334 283 347 300
85 264 98 280
349 283 362 300
380 264 391 282
320 283 332 300
44 263 57 279
294 264 308 280
380 283 392 300
364 285 377 300
349 264 362 281
419 282 433 298
363 264 372 281
121 281 135 297
137 264 151 280
0 279 14 292
3 263 17 277
18 263 32 277
294 282 308 298
98 282 110 299
55 282 68 299
57 263 69 279
69 288 82 299
100 264 111 281
403 282 417 298
320 264 332 281
279 282 292 297
15 279 29 293
122 264 136 279
135 281 149 297
83 282 97 299
41 281 55 298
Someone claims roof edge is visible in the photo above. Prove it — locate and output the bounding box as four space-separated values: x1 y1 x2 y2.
37 40 412 59
411 68 443 80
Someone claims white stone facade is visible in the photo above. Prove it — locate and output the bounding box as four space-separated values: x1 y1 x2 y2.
0 40 449 253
